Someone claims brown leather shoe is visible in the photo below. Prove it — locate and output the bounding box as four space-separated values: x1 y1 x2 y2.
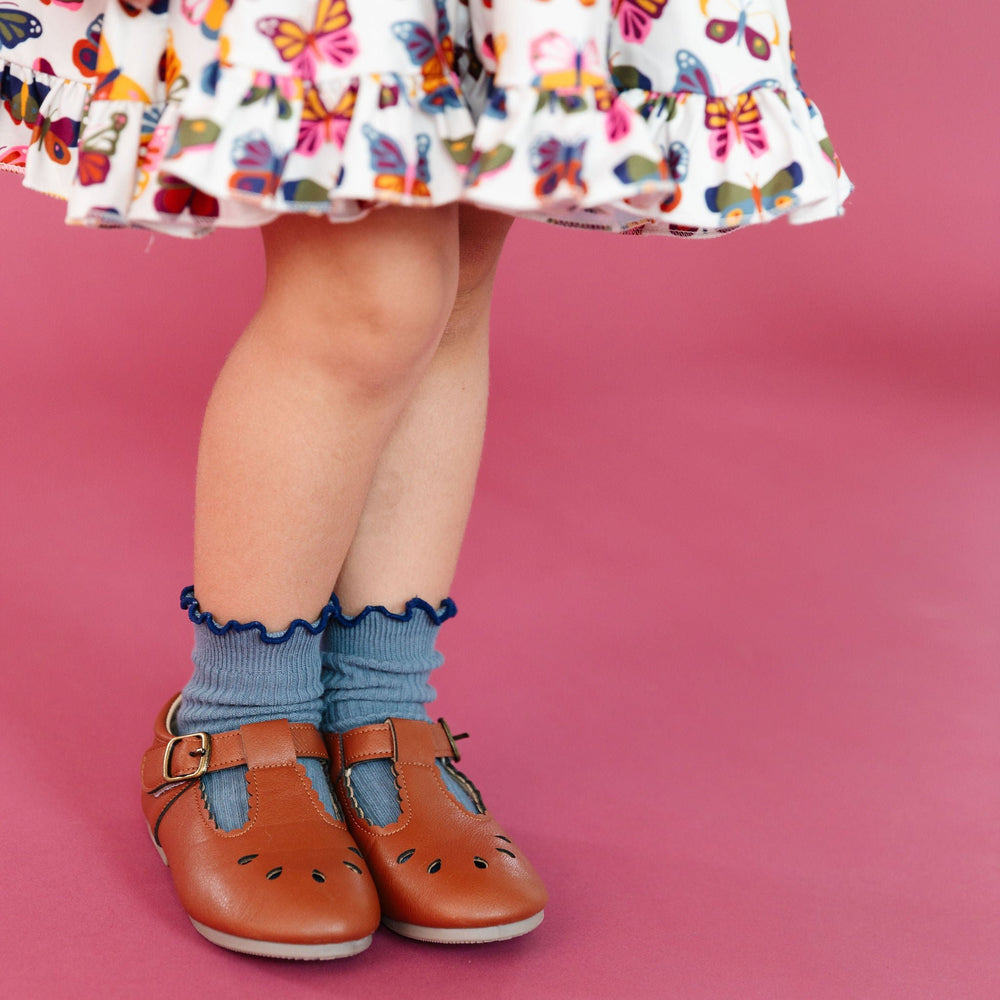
141 695 381 959
328 718 547 943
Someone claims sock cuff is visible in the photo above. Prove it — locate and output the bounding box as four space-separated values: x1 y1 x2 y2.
179 624 325 731
180 586 345 644
322 609 450 662
178 590 326 733
327 597 457 631
189 625 323 687
320 597 452 732
180 588 455 643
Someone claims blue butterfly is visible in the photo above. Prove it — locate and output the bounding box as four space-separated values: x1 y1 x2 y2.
362 125 432 198
484 79 508 119
0 66 50 125
666 141 690 183
391 21 462 114
0 6 42 50
229 131 288 196
531 136 588 198
672 49 778 97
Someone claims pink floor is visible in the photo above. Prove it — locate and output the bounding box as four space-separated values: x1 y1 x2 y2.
2 6 998 997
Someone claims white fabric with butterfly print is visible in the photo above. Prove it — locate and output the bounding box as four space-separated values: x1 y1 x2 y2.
0 0 851 237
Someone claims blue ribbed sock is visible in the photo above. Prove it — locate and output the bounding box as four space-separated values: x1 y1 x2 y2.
175 589 340 831
321 599 481 826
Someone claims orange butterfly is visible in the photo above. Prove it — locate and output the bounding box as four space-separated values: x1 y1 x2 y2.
77 111 126 186
391 14 460 114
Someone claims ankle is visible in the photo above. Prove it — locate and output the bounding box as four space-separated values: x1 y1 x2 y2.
177 588 339 829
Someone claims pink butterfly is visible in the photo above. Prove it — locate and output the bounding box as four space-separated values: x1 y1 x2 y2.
674 51 772 162
705 93 768 161
613 0 669 45
256 0 358 80
296 83 356 156
604 97 631 143
530 31 606 93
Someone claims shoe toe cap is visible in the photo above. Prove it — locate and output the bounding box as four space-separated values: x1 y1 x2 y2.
375 843 547 929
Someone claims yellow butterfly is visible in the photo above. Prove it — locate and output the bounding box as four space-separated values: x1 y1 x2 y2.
92 38 150 103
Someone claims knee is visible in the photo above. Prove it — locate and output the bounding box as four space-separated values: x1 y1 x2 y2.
323 249 458 393
258 209 460 396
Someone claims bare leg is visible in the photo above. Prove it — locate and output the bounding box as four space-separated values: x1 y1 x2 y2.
334 206 515 613
192 206 460 631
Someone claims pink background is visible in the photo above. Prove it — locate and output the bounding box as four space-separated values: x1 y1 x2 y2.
1 3 997 997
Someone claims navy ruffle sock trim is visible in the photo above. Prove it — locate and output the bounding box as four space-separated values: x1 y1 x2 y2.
181 587 456 640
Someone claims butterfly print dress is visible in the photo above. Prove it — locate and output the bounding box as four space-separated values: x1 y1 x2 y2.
0 0 850 237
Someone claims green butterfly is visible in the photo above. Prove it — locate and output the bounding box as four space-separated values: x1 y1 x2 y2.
705 161 802 225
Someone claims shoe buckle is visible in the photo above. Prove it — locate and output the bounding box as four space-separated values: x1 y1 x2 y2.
162 733 211 783
438 718 468 763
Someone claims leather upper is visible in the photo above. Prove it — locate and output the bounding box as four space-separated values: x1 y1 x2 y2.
141 695 380 946
328 718 548 930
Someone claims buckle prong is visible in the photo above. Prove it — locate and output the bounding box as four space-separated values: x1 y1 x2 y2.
162 733 211 783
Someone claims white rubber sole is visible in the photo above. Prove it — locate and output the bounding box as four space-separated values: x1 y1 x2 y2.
381 910 544 944
190 920 373 960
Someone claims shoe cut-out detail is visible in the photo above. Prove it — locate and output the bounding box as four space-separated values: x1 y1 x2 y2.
238 854 346 886
496 835 517 859
328 718 547 942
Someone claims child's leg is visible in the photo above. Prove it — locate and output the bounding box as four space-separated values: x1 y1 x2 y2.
145 207 467 958
318 208 544 942
322 208 512 804
192 205 460 631
333 206 514 613
177 206 460 825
